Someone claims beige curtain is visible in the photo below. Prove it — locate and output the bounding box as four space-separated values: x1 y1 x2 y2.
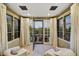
20 17 30 47
20 17 25 47
23 18 30 46
50 18 57 47
0 4 8 55
71 3 79 55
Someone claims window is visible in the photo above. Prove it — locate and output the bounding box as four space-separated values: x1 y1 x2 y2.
57 18 63 39
29 19 50 43
7 14 20 41
57 14 71 42
7 14 13 41
29 19 34 42
14 18 20 39
34 20 43 43
44 20 50 42
64 14 71 41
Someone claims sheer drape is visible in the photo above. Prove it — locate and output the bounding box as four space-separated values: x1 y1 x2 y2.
20 18 30 47
71 3 79 55
0 4 8 55
50 18 57 47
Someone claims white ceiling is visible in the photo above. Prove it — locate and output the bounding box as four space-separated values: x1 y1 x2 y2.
6 3 71 17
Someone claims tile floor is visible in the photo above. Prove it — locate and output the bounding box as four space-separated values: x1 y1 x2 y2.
31 44 53 56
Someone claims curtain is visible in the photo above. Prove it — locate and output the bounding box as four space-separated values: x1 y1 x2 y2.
23 18 30 46
71 3 79 55
50 18 57 47
20 17 30 47
0 4 8 55
20 17 25 47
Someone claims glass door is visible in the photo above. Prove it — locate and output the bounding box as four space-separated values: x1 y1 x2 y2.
29 19 50 44
43 20 50 44
34 20 43 44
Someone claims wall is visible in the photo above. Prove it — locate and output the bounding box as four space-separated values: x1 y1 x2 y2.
57 10 70 48
6 7 20 48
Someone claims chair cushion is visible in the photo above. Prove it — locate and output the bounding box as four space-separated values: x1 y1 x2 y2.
44 49 56 56
11 49 17 55
55 48 75 56
44 47 75 56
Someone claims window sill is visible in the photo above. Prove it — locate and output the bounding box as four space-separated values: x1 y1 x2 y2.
58 38 70 44
8 38 19 44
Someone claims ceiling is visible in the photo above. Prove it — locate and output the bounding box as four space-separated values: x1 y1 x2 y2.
6 3 71 17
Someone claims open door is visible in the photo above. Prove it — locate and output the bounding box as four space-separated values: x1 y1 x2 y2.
34 20 43 44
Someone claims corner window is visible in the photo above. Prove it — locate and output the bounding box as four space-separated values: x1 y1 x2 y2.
57 14 71 42
7 14 20 41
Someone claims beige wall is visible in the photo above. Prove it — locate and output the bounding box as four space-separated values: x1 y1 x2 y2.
6 7 20 48
57 10 70 48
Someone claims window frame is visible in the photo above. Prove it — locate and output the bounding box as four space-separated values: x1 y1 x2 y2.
64 14 71 42
6 14 20 42
6 14 13 41
14 17 20 39
57 17 64 39
57 13 71 42
43 20 50 42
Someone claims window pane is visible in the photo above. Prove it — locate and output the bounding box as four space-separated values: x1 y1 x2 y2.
44 20 50 42
7 15 13 23
59 18 63 31
30 34 33 42
29 20 33 34
18 20 20 37
45 34 49 42
8 33 13 41
65 24 71 32
17 32 20 37
34 20 43 43
64 33 70 41
65 15 71 32
7 15 13 32
7 23 13 32
34 20 43 34
57 20 59 37
64 15 71 41
58 32 63 38
14 19 18 31
29 20 34 42
65 15 71 24
14 32 18 38
14 18 20 38
7 14 13 41
57 18 63 39
44 20 50 28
